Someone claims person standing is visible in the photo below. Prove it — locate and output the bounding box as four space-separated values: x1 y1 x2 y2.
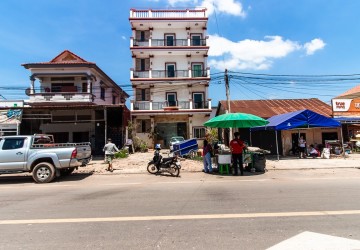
230 132 247 176
298 135 306 158
203 139 213 174
103 138 119 172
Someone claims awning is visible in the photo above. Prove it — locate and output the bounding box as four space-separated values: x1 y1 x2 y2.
333 117 360 124
251 109 341 131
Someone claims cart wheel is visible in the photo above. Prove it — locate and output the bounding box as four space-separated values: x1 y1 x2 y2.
188 150 196 159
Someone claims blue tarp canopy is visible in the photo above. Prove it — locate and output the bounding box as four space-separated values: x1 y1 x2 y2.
252 109 341 131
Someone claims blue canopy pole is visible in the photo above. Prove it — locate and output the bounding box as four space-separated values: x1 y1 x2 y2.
276 130 279 161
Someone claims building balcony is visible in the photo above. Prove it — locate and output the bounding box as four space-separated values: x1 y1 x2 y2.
132 100 211 111
131 69 210 80
131 38 207 47
28 87 94 103
130 9 207 19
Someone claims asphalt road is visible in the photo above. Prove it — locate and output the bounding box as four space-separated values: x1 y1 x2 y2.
0 169 360 250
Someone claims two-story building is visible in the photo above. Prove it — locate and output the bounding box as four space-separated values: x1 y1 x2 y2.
129 8 212 148
21 50 129 155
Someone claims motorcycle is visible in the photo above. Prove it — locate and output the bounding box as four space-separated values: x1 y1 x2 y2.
147 153 181 177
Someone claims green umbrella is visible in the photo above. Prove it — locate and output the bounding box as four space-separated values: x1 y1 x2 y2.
204 112 269 128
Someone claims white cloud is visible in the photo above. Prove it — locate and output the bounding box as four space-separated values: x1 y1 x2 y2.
304 38 326 55
208 35 301 70
167 0 246 17
121 36 126 40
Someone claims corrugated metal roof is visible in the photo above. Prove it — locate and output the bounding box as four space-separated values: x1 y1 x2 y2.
218 98 332 118
336 84 360 99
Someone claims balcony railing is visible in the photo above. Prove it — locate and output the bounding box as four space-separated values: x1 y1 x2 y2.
152 70 189 78
190 38 207 46
133 39 149 46
130 37 207 47
131 69 210 79
152 39 188 46
132 100 211 111
134 102 150 110
133 70 150 78
130 9 207 18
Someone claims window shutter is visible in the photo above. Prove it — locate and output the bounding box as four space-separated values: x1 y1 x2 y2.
145 88 150 101
135 59 141 71
136 89 142 101
135 31 141 40
145 31 150 40
145 58 150 70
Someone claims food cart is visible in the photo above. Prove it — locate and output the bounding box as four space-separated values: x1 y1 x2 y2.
171 138 198 158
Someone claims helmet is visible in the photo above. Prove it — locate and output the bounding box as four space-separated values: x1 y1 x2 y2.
155 144 161 150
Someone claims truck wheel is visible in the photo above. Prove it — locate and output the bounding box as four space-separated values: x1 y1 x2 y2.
32 162 56 183
188 150 196 159
60 167 75 176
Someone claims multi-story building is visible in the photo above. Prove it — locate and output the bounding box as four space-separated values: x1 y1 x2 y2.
21 50 129 155
129 8 212 148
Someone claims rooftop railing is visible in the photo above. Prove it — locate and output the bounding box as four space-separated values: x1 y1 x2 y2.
130 9 207 18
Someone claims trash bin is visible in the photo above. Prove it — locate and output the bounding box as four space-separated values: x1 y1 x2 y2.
252 153 266 172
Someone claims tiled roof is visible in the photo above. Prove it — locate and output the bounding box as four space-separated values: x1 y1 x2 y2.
336 85 360 99
218 98 332 118
22 50 95 66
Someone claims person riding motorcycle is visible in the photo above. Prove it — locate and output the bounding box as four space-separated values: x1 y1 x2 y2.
153 144 163 170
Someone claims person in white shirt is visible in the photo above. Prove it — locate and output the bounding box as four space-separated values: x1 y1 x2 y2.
103 138 119 172
298 136 306 158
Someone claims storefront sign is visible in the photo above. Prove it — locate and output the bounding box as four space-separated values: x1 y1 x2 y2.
0 101 24 108
332 99 353 112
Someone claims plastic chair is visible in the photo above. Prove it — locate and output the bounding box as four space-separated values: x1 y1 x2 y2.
218 164 230 174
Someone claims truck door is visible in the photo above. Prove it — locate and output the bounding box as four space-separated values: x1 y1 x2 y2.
0 138 27 170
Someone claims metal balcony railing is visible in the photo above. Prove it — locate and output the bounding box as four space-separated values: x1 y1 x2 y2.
133 71 150 78
133 39 149 46
152 39 188 46
191 70 208 78
190 38 207 46
134 102 150 110
193 101 209 109
152 70 189 78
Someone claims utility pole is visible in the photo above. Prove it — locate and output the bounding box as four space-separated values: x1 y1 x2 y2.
225 69 230 113
224 69 232 142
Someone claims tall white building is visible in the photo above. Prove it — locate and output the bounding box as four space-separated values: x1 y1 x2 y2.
129 8 211 148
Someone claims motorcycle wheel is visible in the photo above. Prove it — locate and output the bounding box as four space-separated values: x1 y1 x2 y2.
169 164 180 177
147 163 159 174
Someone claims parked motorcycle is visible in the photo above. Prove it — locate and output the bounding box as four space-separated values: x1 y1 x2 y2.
147 152 181 177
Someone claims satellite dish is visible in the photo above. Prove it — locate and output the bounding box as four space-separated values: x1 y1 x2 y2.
25 88 31 96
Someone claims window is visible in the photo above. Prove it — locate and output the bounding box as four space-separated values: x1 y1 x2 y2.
100 87 105 100
140 31 145 41
112 96 116 104
192 63 203 77
2 138 25 150
166 63 176 77
193 127 206 139
82 82 88 93
136 88 150 101
166 92 177 106
51 83 75 93
191 34 202 46
193 92 204 109
165 34 175 46
136 119 151 133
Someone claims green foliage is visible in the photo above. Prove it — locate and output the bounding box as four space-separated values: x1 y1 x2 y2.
139 141 148 152
114 149 129 159
206 128 219 143
132 136 148 152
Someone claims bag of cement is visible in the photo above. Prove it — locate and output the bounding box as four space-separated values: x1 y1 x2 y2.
322 148 330 159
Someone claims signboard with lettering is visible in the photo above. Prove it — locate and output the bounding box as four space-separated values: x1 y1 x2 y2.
332 99 360 112
0 101 24 108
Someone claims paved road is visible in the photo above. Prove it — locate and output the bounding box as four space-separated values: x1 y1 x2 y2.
0 170 360 249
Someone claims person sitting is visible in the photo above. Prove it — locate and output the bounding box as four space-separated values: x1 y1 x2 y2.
309 144 320 158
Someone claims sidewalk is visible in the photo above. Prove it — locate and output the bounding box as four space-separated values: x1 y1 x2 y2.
76 151 360 175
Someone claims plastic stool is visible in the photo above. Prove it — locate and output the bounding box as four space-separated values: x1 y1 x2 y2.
218 164 230 174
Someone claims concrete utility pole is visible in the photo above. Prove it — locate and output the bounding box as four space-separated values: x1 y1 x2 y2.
224 69 232 141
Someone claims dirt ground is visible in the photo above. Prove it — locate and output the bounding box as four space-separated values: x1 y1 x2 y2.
76 150 360 175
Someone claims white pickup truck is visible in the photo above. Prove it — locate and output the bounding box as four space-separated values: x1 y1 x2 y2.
0 134 92 183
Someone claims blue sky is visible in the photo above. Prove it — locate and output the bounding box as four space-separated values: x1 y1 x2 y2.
1 0 360 105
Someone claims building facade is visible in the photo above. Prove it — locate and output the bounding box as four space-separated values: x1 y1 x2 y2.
21 50 129 155
129 9 212 148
